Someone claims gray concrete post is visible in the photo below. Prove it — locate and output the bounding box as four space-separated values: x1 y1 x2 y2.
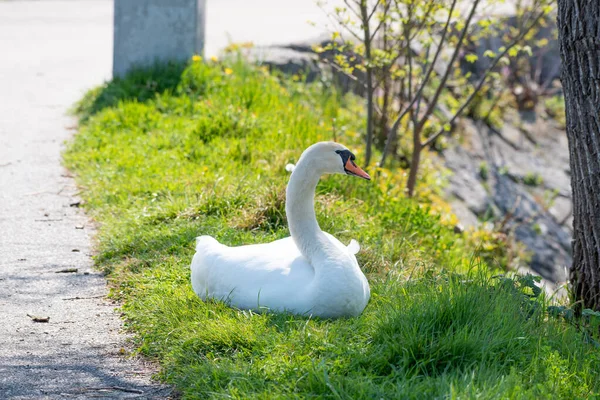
113 0 205 78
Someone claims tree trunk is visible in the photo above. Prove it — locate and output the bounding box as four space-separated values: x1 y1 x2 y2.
359 0 374 166
557 0 600 311
406 125 422 198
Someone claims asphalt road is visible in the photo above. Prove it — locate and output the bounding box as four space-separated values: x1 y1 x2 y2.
0 1 170 398
204 0 332 57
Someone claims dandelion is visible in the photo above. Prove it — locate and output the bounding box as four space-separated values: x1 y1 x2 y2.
224 67 233 75
210 55 218 62
192 54 202 62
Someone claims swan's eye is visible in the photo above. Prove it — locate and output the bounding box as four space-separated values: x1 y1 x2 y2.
335 149 354 166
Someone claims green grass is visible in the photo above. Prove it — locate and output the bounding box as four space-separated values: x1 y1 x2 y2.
65 58 600 399
523 172 544 187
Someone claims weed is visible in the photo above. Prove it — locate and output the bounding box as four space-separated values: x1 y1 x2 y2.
479 161 490 181
524 172 544 186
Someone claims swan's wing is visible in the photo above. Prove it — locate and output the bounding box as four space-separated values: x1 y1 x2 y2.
347 239 360 255
322 232 361 257
191 236 314 311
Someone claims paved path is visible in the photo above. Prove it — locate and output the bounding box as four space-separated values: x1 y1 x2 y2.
205 0 332 57
0 2 170 398
0 1 331 398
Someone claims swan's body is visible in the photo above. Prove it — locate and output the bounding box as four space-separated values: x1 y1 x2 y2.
191 142 371 318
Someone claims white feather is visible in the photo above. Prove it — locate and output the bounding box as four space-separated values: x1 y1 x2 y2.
347 239 360 255
191 142 370 318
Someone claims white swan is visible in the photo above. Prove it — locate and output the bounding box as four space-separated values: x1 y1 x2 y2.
190 142 371 318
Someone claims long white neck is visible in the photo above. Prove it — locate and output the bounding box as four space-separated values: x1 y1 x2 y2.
285 157 327 263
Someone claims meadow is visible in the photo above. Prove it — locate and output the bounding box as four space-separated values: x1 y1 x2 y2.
64 58 600 399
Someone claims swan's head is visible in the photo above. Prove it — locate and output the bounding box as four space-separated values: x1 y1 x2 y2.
301 142 370 180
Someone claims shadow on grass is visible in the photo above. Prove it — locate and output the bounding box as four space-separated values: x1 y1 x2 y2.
75 61 187 122
96 219 200 269
163 275 546 398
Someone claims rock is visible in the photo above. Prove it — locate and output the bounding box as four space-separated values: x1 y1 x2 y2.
444 144 491 216
442 112 572 285
245 46 321 81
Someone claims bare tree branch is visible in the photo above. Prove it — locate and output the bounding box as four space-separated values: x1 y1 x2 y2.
367 0 382 23
370 0 391 41
321 59 362 83
360 0 376 164
406 3 414 101
414 45 431 125
334 15 365 43
422 10 547 148
400 0 438 45
379 0 458 166
319 1 364 43
416 0 481 131
342 0 363 21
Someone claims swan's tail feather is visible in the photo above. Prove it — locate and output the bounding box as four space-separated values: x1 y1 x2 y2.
347 239 360 255
195 235 220 251
191 236 221 297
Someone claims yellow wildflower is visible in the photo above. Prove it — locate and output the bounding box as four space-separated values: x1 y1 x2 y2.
210 55 218 62
191 54 202 62
224 67 233 75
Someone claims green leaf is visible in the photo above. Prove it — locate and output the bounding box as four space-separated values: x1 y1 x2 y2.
478 19 491 29
519 274 542 297
547 305 566 317
582 309 600 318
564 308 575 321
483 50 496 58
465 54 478 63
536 38 549 48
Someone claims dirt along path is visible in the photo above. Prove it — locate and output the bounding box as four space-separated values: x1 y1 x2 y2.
0 2 171 398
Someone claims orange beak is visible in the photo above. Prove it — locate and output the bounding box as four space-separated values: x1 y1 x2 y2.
345 159 371 180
